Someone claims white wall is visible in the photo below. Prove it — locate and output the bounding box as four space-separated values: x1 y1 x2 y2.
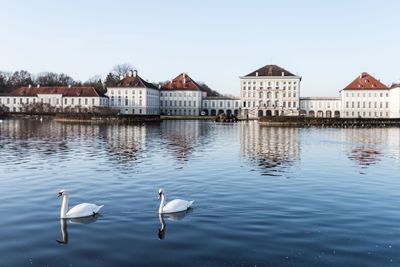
341 89 391 118
240 76 301 118
300 98 341 117
160 90 203 116
106 87 160 115
389 86 400 118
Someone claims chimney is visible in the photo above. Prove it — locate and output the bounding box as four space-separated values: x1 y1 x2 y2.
255 72 258 77
68 84 72 88
281 71 284 76
359 73 362 79
133 70 137 77
128 70 133 77
37 84 40 88
28 84 32 88
120 75 124 80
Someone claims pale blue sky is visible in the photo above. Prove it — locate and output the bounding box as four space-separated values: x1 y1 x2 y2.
0 0 399 96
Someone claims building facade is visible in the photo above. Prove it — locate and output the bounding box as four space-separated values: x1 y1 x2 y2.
0 85 108 112
201 96 240 116
340 72 392 118
160 73 206 116
389 83 400 118
240 65 301 118
300 97 341 118
106 70 160 115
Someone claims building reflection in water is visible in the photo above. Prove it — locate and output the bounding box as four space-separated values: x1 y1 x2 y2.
240 121 300 175
160 120 212 163
0 119 215 166
343 128 390 168
102 124 149 164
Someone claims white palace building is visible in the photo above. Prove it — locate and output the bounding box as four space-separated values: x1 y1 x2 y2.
1 65 399 119
106 70 160 115
300 72 400 119
240 65 301 118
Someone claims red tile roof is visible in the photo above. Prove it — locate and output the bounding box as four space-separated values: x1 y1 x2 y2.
7 86 106 97
161 73 203 91
344 72 388 90
114 74 158 89
245 65 295 77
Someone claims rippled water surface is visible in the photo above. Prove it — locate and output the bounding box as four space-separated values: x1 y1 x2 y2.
0 119 400 267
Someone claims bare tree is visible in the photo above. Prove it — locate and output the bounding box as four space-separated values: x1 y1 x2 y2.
35 72 78 87
84 75 105 92
110 63 134 77
7 70 34 90
198 82 221 97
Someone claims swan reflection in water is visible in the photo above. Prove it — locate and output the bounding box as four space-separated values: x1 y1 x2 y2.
158 210 192 240
57 214 100 244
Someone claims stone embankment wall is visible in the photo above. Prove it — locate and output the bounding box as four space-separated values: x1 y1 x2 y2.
259 116 400 128
55 113 160 122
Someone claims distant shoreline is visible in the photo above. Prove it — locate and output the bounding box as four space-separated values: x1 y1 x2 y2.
2 113 400 128
258 116 400 128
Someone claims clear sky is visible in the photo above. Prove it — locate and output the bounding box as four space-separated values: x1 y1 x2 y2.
0 0 399 96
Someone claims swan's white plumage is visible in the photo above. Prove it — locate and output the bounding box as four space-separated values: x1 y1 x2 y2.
66 203 104 218
162 199 194 213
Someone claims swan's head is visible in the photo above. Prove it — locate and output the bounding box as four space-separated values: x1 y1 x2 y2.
57 189 68 198
158 188 164 199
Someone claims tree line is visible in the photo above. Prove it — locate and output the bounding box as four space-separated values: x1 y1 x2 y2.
0 63 220 96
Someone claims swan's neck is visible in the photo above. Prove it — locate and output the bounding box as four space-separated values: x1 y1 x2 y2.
158 193 166 213
60 219 68 244
60 195 69 218
159 213 165 231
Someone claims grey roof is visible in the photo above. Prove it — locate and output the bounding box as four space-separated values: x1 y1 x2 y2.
245 64 295 77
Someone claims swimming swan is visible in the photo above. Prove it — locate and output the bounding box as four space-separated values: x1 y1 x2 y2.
57 189 104 219
158 188 194 214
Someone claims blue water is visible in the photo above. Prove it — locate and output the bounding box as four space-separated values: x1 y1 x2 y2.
0 119 400 267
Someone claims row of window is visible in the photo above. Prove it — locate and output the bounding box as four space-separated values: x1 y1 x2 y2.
344 92 389 98
160 91 201 97
161 100 197 107
243 86 297 91
242 80 297 86
305 102 341 109
243 101 297 108
243 92 297 98
203 101 240 108
0 97 106 106
345 101 389 109
109 89 159 96
111 98 143 107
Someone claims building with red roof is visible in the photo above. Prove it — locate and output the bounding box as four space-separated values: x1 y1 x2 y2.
0 85 108 113
160 73 207 116
105 70 160 115
340 72 393 118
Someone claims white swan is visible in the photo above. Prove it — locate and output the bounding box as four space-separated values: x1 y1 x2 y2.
57 189 104 219
158 188 194 214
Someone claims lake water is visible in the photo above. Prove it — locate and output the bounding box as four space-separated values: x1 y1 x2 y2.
0 119 400 267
